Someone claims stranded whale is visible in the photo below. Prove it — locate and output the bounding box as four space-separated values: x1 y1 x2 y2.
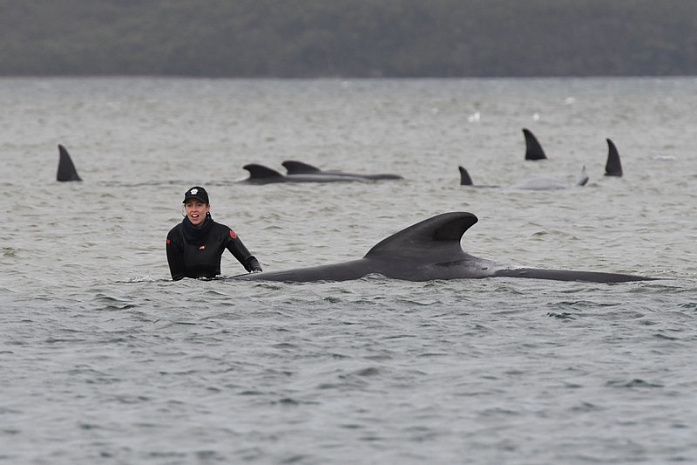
282 160 403 180
236 212 654 283
56 145 82 181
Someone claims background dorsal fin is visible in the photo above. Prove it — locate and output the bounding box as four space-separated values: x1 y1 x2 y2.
282 160 321 174
243 164 284 179
605 138 623 177
57 144 82 182
458 166 474 186
523 128 548 160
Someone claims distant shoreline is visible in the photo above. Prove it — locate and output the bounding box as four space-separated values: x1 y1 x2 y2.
2 0 696 78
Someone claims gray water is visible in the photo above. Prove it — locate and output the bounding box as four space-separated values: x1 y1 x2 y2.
1 77 696 464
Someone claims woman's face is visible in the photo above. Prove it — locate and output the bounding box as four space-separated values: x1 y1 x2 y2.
184 200 210 227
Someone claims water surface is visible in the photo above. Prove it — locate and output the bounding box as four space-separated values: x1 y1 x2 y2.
1 77 695 464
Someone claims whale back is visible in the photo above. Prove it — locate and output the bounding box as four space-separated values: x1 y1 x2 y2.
283 160 403 180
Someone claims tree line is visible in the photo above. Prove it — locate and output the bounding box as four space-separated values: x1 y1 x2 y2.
1 0 696 77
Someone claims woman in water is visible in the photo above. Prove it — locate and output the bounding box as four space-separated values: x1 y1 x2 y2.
166 186 262 280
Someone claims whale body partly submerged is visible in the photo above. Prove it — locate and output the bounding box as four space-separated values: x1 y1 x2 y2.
241 162 403 184
236 212 655 284
240 163 370 184
282 160 403 180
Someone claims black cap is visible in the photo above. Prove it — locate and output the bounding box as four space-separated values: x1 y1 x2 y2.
183 186 209 204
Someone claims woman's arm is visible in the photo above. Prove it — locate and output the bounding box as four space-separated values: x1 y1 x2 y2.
225 229 263 273
166 230 187 280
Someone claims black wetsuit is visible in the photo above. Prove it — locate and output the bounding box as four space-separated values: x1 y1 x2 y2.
166 215 262 280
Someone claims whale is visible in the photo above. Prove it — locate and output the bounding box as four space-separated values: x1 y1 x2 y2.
282 160 403 180
240 163 372 184
236 212 654 283
459 165 589 190
604 138 623 177
523 128 548 160
56 145 82 181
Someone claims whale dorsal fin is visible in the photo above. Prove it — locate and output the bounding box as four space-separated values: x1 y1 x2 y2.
243 164 285 180
57 144 82 181
605 138 623 177
458 166 474 186
576 165 589 186
364 212 478 261
523 128 547 160
282 160 321 175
